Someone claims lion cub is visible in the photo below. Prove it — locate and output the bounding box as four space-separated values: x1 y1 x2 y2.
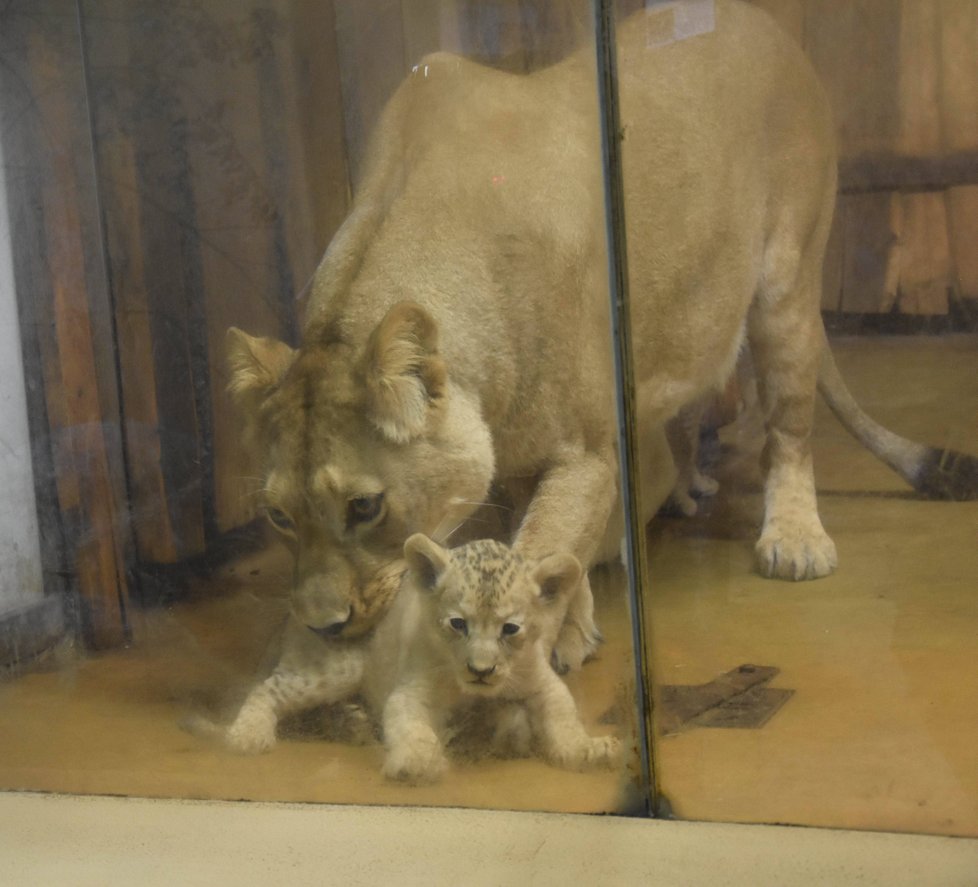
383 535 621 783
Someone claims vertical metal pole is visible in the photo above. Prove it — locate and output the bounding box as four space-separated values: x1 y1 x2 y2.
593 0 658 816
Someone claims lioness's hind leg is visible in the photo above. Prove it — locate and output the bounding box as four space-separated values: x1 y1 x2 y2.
749 247 837 581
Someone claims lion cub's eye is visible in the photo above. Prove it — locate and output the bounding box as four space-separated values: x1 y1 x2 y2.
265 507 296 534
347 493 385 527
501 622 521 637
448 617 468 635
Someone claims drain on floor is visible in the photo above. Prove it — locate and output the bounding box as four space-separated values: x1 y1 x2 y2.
657 664 793 734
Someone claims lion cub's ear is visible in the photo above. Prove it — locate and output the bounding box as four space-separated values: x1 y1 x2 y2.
531 553 582 606
226 327 296 410
364 301 447 444
404 533 452 592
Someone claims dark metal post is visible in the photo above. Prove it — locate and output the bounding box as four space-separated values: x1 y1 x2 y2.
593 0 658 816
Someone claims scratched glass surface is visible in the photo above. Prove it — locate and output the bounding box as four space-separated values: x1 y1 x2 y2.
0 0 642 814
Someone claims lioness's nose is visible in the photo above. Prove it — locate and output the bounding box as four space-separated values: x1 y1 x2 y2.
467 663 496 679
308 607 352 639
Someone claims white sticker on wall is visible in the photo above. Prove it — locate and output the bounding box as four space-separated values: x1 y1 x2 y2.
645 0 715 47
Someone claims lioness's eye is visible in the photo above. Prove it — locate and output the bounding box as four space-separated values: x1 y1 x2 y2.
265 507 296 534
501 622 521 637
448 617 468 635
347 493 385 527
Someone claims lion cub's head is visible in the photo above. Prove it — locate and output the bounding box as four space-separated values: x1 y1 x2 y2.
226 302 494 639
403 535 581 694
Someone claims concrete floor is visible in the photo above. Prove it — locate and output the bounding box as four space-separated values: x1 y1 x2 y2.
3 792 978 887
1 336 976 842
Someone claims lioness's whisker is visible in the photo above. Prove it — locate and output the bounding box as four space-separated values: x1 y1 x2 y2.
454 500 514 513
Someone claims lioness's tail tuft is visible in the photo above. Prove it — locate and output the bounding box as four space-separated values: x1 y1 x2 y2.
818 333 978 501
911 447 978 501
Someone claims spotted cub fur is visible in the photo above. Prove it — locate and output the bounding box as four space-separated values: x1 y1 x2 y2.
383 535 621 783
182 562 407 755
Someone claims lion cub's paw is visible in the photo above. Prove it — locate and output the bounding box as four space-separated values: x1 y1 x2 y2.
224 711 279 754
383 735 448 784
181 710 278 754
755 525 838 581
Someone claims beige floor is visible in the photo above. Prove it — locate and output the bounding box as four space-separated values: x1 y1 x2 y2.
649 335 978 837
1 335 976 836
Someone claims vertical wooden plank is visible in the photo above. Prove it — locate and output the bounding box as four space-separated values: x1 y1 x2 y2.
939 0 978 307
443 0 586 72
897 1 943 157
0 9 75 635
938 0 978 155
98 134 179 564
183 2 291 533
334 0 408 187
0 2 133 646
821 195 845 312
881 193 903 313
896 192 951 315
894 3 951 315
947 186 978 303
400 0 454 63
804 0 903 159
85 0 354 548
838 192 901 314
30 31 131 647
281 0 352 287
748 0 804 43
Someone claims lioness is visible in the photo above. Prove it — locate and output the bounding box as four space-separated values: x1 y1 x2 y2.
228 1 977 672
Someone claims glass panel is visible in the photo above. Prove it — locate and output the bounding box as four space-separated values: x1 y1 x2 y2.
0 0 647 815
617 0 978 837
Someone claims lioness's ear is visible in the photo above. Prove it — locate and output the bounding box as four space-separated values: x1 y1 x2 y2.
364 301 446 443
404 533 452 592
531 553 582 605
226 327 296 409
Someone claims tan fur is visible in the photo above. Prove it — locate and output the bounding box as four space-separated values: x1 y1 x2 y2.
182 564 408 754
383 537 621 784
228 1 953 672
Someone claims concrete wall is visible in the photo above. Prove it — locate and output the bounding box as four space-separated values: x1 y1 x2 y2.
0 136 44 617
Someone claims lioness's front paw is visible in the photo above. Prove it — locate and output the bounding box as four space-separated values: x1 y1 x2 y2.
383 737 448 784
755 525 837 581
691 469 719 497
552 621 602 674
549 735 622 771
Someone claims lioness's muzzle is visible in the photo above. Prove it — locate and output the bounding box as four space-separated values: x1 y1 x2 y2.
307 607 353 639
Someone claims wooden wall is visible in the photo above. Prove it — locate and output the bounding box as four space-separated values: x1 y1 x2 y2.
751 0 978 318
1 1 133 648
1 0 351 645
336 0 978 318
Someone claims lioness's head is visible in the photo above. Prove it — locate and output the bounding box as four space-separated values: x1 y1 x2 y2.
403 534 581 695
227 301 494 638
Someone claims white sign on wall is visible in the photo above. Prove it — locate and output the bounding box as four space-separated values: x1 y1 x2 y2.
645 0 716 47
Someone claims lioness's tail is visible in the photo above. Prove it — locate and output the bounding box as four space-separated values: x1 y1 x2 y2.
817 332 978 500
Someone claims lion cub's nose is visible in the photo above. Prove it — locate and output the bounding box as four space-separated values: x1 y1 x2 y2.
467 663 496 679
309 608 352 639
